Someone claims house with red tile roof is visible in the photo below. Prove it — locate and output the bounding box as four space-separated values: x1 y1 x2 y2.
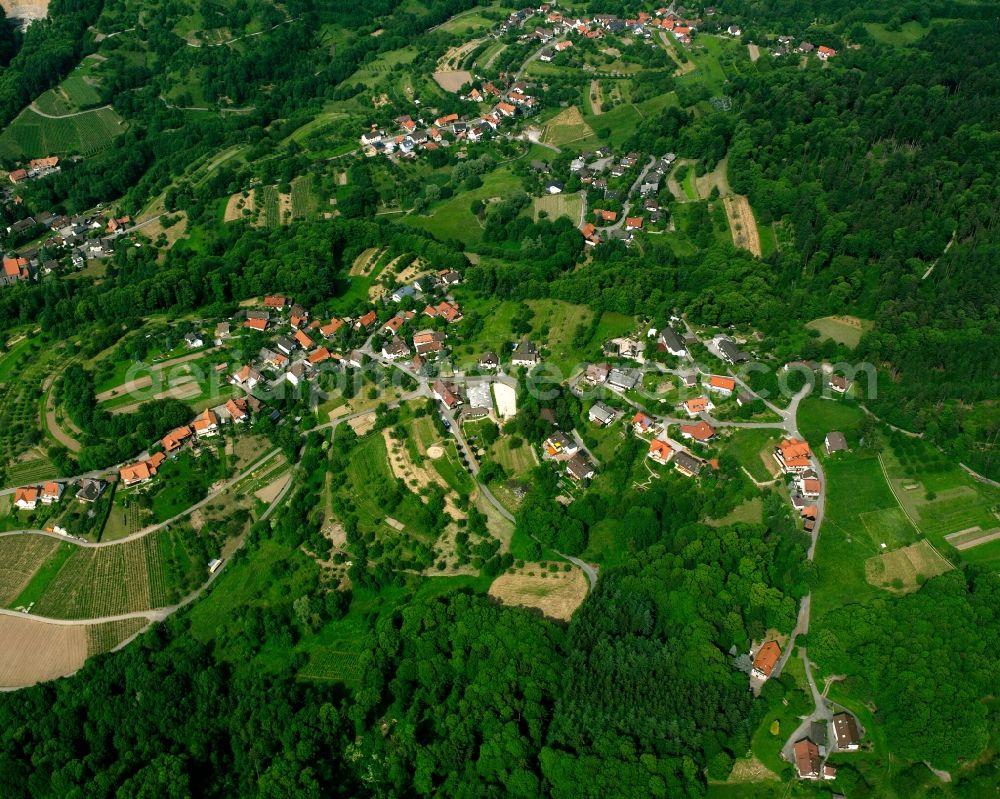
648 438 673 464
244 317 268 332
424 301 462 323
751 640 781 680
680 420 716 442
264 295 287 308
192 409 219 437
320 318 344 337
683 397 713 417
706 375 736 396
40 481 64 504
625 216 643 230
792 738 821 779
817 45 837 60
162 425 193 453
774 438 812 472
293 329 315 350
594 209 618 223
307 347 332 365
355 310 378 330
632 411 654 434
13 486 39 510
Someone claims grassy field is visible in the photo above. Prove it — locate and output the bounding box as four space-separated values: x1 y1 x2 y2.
491 436 536 476
863 19 956 46
0 107 126 160
705 496 763 527
542 106 595 146
405 167 522 244
796 396 865 453
33 76 104 116
533 192 582 223
723 429 780 483
805 315 873 348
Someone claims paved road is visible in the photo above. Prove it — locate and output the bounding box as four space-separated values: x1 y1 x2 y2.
607 156 658 231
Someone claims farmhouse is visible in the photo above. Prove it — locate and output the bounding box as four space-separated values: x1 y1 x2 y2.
588 401 618 426
775 438 812 472
707 375 736 396
817 45 837 59
751 640 781 681
824 431 848 454
832 712 862 750
792 738 822 780
648 438 673 464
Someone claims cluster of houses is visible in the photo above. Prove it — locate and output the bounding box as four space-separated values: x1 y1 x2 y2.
527 6 703 47
575 152 676 246
767 36 838 60
12 477 109 512
542 430 597 483
7 156 60 185
792 712 862 781
361 78 539 159
1 208 132 286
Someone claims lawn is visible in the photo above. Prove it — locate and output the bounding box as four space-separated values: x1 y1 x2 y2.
863 19 956 47
404 167 523 244
723 429 780 483
533 192 582 223
811 453 902 621
795 396 865 453
705 496 763 527
492 436 536 476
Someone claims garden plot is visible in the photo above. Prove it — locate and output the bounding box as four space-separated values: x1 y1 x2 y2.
864 539 953 593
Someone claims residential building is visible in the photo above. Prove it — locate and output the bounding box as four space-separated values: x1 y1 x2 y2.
775 438 812 472
751 641 781 681
588 401 617 426
673 451 703 477
632 411 654 434
717 338 749 364
192 409 219 437
824 431 848 454
382 338 411 360
544 432 578 458
792 738 821 779
76 478 107 503
680 420 715 442
13 486 39 510
607 368 638 391
566 452 595 482
707 375 736 396
478 351 500 371
184 332 204 348
424 301 463 323
162 425 193 453
586 362 611 384
832 713 861 751
40 482 64 504
231 365 261 390
511 340 540 367
829 374 852 394
659 327 687 357
683 397 712 417
648 438 673 464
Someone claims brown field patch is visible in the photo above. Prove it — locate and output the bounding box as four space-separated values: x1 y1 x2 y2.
542 105 595 146
488 565 588 621
747 43 760 62
350 246 382 276
723 194 761 256
864 539 953 593
137 211 188 250
348 412 377 437
727 754 779 783
224 191 254 223
437 38 482 72
433 70 472 93
946 527 1000 551
383 430 465 520
0 615 88 688
255 472 291 505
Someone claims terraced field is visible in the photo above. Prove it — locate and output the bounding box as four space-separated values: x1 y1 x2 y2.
0 535 63 605
0 107 126 160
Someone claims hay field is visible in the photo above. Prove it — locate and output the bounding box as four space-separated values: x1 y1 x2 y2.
489 565 588 620
805 315 873 348
533 192 582 223
864 539 953 593
542 106 595 146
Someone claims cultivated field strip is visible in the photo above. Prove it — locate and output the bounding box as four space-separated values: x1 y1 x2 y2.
0 535 62 604
86 617 149 656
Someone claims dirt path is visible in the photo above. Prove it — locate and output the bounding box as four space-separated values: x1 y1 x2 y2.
27 103 112 119
723 195 762 257
589 79 603 114
41 375 82 453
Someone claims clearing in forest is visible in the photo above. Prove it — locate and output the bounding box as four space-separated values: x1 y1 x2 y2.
805 315 874 348
723 194 761 257
864 539 953 593
224 191 255 222
488 565 588 621
542 106 594 145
